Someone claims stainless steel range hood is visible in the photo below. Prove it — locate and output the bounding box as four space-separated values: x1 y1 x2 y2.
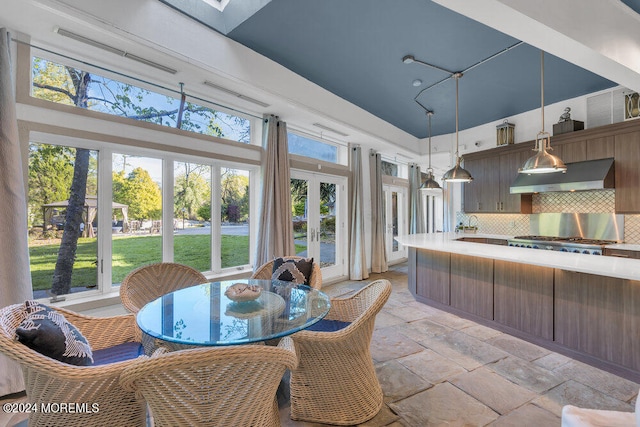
510 157 614 194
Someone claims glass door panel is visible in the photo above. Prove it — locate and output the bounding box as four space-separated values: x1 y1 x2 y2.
318 181 336 269
291 177 310 258
384 185 407 263
291 171 346 281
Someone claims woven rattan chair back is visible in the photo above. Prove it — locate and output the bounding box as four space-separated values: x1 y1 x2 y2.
120 337 298 427
289 279 392 425
0 303 147 427
119 262 207 313
251 255 322 289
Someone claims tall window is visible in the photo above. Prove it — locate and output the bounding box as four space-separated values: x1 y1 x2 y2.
28 142 99 298
220 168 250 269
174 162 212 272
31 56 251 143
111 154 163 284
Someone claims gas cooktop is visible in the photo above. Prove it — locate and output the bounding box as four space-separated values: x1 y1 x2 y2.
508 235 618 255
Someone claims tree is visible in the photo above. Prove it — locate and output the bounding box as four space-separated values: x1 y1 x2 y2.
28 144 75 228
113 169 162 220
220 169 249 223
174 163 210 219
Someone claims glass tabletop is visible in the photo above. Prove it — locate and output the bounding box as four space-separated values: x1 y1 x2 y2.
136 279 331 346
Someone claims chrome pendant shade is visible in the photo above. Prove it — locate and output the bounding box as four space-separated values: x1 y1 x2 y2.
443 73 473 183
443 156 474 182
520 51 566 174
420 110 442 192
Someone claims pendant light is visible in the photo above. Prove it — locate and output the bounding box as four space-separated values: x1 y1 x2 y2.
420 110 442 192
519 51 567 174
443 73 473 183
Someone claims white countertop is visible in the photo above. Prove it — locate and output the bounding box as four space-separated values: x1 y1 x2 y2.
395 233 640 281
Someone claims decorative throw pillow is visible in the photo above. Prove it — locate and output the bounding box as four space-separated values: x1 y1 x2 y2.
272 257 314 286
15 300 93 366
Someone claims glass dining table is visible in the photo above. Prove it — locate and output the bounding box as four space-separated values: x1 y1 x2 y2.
136 278 331 350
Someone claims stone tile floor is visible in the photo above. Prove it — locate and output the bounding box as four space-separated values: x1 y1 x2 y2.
2 262 638 426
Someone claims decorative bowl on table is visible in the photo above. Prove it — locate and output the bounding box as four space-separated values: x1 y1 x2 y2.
224 283 262 302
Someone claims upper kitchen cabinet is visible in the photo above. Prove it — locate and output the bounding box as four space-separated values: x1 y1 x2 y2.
463 145 532 214
463 157 499 213
615 131 640 213
552 139 586 163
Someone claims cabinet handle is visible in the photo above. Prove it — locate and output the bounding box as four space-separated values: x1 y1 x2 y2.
500 202 504 211
477 202 481 211
496 202 500 211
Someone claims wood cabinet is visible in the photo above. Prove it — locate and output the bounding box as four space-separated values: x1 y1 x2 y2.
555 270 640 372
450 254 493 320
586 136 614 160
463 148 531 213
615 131 640 213
413 249 450 305
553 139 586 163
463 157 498 212
494 260 554 340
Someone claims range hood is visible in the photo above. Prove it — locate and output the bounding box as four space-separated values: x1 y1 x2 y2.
510 157 614 194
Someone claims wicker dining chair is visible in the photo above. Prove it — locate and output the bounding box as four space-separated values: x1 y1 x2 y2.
119 262 208 313
251 256 322 289
289 279 392 425
0 303 148 427
120 336 298 427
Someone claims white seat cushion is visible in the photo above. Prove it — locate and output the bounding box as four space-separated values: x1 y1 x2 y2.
561 405 635 427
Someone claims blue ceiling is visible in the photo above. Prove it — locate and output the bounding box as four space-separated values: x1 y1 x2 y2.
165 0 618 138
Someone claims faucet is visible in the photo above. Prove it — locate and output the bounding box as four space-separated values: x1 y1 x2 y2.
467 215 478 231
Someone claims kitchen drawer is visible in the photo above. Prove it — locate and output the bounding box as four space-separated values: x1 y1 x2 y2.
603 248 640 259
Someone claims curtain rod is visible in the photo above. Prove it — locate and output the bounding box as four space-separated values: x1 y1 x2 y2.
12 38 263 120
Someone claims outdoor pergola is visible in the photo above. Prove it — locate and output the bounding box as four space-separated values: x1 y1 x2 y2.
42 195 129 237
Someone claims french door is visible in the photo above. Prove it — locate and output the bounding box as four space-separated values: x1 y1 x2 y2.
290 171 347 281
383 184 407 263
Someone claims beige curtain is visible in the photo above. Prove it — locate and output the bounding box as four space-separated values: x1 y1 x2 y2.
408 163 424 234
0 29 32 396
349 146 368 280
369 150 388 273
254 115 295 269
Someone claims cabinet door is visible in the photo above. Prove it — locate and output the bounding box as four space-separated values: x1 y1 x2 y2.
494 260 554 339
450 254 493 319
499 150 531 213
463 157 499 213
554 140 586 163
586 136 614 160
555 270 640 372
615 132 640 213
415 249 450 305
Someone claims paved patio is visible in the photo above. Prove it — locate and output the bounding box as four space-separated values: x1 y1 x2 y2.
280 263 639 426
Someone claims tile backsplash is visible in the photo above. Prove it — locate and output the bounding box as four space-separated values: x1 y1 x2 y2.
459 189 640 243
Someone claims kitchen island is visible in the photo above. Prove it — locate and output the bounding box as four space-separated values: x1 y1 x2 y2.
396 233 640 381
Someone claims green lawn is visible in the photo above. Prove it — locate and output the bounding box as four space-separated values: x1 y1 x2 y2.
29 235 307 291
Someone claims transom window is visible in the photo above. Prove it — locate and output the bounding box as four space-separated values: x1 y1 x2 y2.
31 55 251 143
287 132 340 163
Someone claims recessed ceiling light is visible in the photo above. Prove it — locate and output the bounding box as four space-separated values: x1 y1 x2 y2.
412 79 422 87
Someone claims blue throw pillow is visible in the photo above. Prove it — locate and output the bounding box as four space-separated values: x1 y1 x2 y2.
272 257 313 286
15 300 93 366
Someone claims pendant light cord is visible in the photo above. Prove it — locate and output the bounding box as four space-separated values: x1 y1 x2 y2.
540 50 545 134
454 72 462 158
427 111 433 171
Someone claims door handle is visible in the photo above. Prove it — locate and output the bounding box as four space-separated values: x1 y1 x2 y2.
310 228 314 242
